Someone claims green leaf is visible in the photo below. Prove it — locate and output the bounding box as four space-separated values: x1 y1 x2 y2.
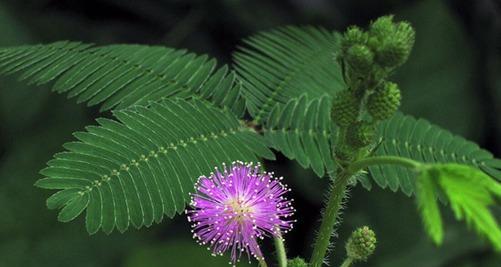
0 42 245 116
416 169 443 245
46 188 83 210
57 193 90 223
234 26 345 124
418 164 501 251
369 113 501 195
35 177 91 189
263 95 337 177
36 98 273 234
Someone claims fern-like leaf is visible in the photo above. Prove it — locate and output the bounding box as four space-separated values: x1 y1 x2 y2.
0 41 245 115
234 26 345 124
370 113 501 195
35 98 274 234
263 95 337 177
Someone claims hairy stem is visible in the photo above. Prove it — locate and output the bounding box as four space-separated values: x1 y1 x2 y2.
340 258 354 267
349 155 422 173
309 155 421 266
310 171 352 267
309 154 422 266
274 235 287 267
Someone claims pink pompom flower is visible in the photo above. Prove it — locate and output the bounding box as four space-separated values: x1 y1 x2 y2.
186 162 295 265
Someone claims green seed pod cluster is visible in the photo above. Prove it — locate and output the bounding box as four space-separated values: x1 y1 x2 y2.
346 123 376 148
331 90 359 127
367 81 401 121
287 257 308 267
346 226 377 261
369 15 415 68
340 15 415 75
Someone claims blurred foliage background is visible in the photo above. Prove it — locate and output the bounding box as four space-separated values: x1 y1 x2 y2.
0 0 500 266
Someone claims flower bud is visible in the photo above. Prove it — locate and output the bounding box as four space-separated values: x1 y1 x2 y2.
288 257 308 267
369 15 396 39
367 81 401 121
345 44 374 75
331 90 359 127
342 26 368 52
369 16 416 68
346 226 377 261
346 123 376 148
376 23 415 68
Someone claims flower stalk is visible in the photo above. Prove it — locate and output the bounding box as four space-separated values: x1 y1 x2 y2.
274 235 288 267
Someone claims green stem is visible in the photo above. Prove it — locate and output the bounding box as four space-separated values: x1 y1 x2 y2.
340 258 354 267
310 171 352 267
258 258 268 267
349 155 422 173
274 235 287 267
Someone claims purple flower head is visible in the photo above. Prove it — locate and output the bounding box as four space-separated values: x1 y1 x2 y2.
186 161 295 265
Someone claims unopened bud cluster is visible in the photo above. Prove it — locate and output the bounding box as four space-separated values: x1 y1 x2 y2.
340 15 415 79
345 226 377 262
332 16 413 156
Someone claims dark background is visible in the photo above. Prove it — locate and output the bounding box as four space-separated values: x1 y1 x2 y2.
0 0 500 266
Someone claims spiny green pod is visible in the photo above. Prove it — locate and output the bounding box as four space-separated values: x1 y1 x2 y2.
331 90 359 127
346 226 377 261
342 26 368 52
367 82 401 121
345 44 374 75
287 257 308 267
346 123 376 148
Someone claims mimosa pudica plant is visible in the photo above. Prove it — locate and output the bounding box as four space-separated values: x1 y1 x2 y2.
0 15 500 266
